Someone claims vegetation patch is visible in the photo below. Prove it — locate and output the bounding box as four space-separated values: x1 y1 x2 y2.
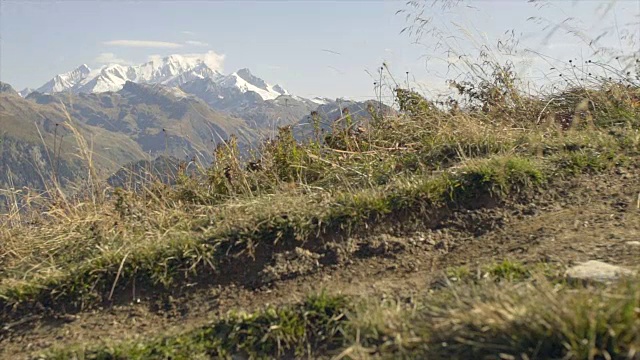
1 78 639 318
42 273 640 360
0 154 552 315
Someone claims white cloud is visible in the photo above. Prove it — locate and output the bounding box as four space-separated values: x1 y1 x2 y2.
94 52 132 65
182 31 196 36
147 50 225 72
147 54 164 63
185 40 209 47
185 51 225 71
103 40 183 49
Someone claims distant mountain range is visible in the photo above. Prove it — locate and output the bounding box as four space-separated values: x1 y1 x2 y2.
18 55 339 129
24 55 291 101
1 54 392 196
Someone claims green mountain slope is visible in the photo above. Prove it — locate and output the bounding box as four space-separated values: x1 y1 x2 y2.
0 81 257 195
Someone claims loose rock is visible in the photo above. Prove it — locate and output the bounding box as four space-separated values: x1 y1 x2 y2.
565 260 636 283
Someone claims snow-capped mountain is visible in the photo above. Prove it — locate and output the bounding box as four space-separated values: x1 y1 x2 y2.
75 55 223 94
18 87 35 97
179 75 320 128
35 64 91 94
309 96 332 105
219 68 288 101
26 54 376 132
33 55 290 101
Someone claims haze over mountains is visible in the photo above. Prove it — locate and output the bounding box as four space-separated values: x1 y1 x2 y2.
1 54 385 195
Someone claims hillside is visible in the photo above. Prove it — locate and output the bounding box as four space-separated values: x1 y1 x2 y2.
27 82 254 157
0 69 638 359
2 70 388 198
3 55 393 197
0 82 19 96
0 88 147 195
0 81 258 196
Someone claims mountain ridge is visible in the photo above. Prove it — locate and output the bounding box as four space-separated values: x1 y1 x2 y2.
31 54 291 102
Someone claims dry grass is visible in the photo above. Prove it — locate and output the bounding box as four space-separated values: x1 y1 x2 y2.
0 78 638 314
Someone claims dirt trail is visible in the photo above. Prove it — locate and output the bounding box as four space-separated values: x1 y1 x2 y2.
1 170 639 359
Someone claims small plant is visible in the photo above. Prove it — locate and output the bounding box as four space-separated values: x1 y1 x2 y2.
395 87 434 118
446 265 472 282
485 259 530 281
267 125 312 182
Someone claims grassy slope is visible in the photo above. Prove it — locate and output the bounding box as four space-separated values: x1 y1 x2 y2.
0 86 258 194
0 93 147 164
1 76 639 359
49 272 640 360
0 93 148 194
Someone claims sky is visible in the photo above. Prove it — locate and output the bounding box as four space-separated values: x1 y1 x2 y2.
0 0 638 100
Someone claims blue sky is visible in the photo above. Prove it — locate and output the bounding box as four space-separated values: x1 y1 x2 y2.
1 0 638 99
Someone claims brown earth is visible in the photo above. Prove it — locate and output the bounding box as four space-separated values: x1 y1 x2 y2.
1 169 639 359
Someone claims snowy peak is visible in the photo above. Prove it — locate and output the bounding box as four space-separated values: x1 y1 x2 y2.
19 88 35 97
75 55 223 94
77 64 130 93
310 96 332 105
119 81 191 101
236 68 269 90
272 85 289 96
137 55 222 86
148 54 210 72
33 55 224 95
33 55 295 102
219 68 288 101
161 62 223 87
76 64 91 75
235 68 288 96
36 64 91 93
